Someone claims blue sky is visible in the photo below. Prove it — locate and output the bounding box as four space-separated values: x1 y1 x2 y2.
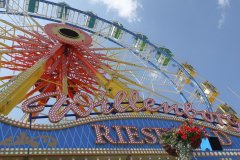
50 0 240 113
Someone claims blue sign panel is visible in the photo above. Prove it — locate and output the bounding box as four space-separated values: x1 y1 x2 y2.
0 114 240 159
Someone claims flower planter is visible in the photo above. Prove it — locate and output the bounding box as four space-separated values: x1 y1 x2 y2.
191 139 202 149
160 120 208 160
162 143 178 157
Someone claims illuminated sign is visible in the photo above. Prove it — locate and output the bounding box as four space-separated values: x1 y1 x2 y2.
22 90 240 133
91 124 232 147
0 114 239 158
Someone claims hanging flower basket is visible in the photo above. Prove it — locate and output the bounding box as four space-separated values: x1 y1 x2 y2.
159 119 208 160
191 139 202 149
161 142 178 157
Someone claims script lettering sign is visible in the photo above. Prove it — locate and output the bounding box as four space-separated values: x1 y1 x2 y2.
22 90 240 132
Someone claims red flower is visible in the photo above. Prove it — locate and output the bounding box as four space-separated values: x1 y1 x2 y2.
182 134 187 140
189 119 194 124
160 119 209 149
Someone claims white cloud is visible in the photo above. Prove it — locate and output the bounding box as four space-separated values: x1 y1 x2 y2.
217 0 230 29
90 0 142 23
217 0 230 8
218 12 225 29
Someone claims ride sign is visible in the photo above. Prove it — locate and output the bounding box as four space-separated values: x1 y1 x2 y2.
22 90 240 132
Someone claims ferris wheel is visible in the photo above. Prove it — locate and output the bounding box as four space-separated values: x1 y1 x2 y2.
0 0 232 124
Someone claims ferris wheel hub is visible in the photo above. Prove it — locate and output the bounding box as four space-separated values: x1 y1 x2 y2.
44 23 92 46
59 28 79 39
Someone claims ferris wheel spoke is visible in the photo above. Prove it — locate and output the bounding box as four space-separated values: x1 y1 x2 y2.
39 78 62 87
107 59 176 78
25 83 48 99
25 15 45 32
0 26 16 38
7 0 45 32
90 37 136 60
4 14 22 30
0 19 39 38
92 36 112 49
32 30 54 44
0 76 15 81
0 48 49 54
215 97 225 104
118 78 182 105
90 25 111 37
0 44 65 115
1 60 31 70
182 88 207 107
20 113 29 122
90 47 134 51
100 65 181 105
68 78 99 94
1 55 26 70
0 41 10 48
100 57 155 71
0 35 48 47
